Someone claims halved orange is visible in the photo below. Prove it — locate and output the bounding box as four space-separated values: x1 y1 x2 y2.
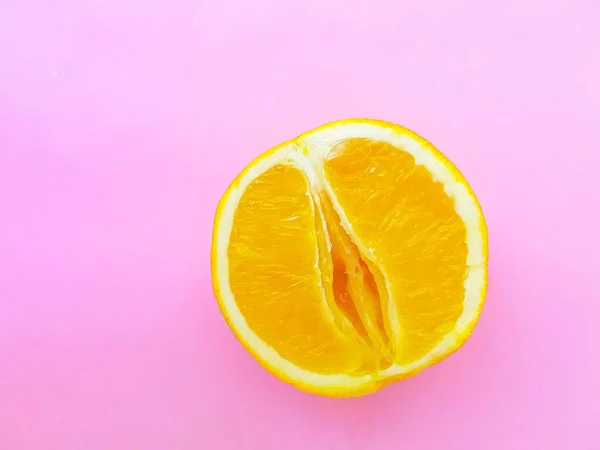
211 119 488 397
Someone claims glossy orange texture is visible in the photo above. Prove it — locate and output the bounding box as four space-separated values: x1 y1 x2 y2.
227 138 469 374
228 164 366 374
323 139 467 364
318 195 392 366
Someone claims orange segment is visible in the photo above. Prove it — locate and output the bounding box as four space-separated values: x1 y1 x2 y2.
319 195 393 363
323 138 468 363
227 163 367 374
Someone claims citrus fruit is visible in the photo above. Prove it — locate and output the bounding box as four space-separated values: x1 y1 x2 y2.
211 119 488 397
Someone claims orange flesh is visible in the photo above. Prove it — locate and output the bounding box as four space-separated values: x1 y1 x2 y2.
313 199 367 340
323 139 468 364
228 164 367 374
227 138 469 373
319 195 393 363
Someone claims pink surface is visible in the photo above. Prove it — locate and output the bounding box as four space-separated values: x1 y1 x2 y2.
1 1 600 449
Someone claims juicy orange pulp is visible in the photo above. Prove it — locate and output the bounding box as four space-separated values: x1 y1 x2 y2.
227 138 468 376
323 139 468 364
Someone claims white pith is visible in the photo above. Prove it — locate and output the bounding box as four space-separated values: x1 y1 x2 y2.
213 121 487 391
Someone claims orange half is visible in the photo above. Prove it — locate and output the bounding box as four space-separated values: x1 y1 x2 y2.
211 119 488 397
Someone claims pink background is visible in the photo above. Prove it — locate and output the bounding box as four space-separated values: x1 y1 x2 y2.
1 1 599 449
